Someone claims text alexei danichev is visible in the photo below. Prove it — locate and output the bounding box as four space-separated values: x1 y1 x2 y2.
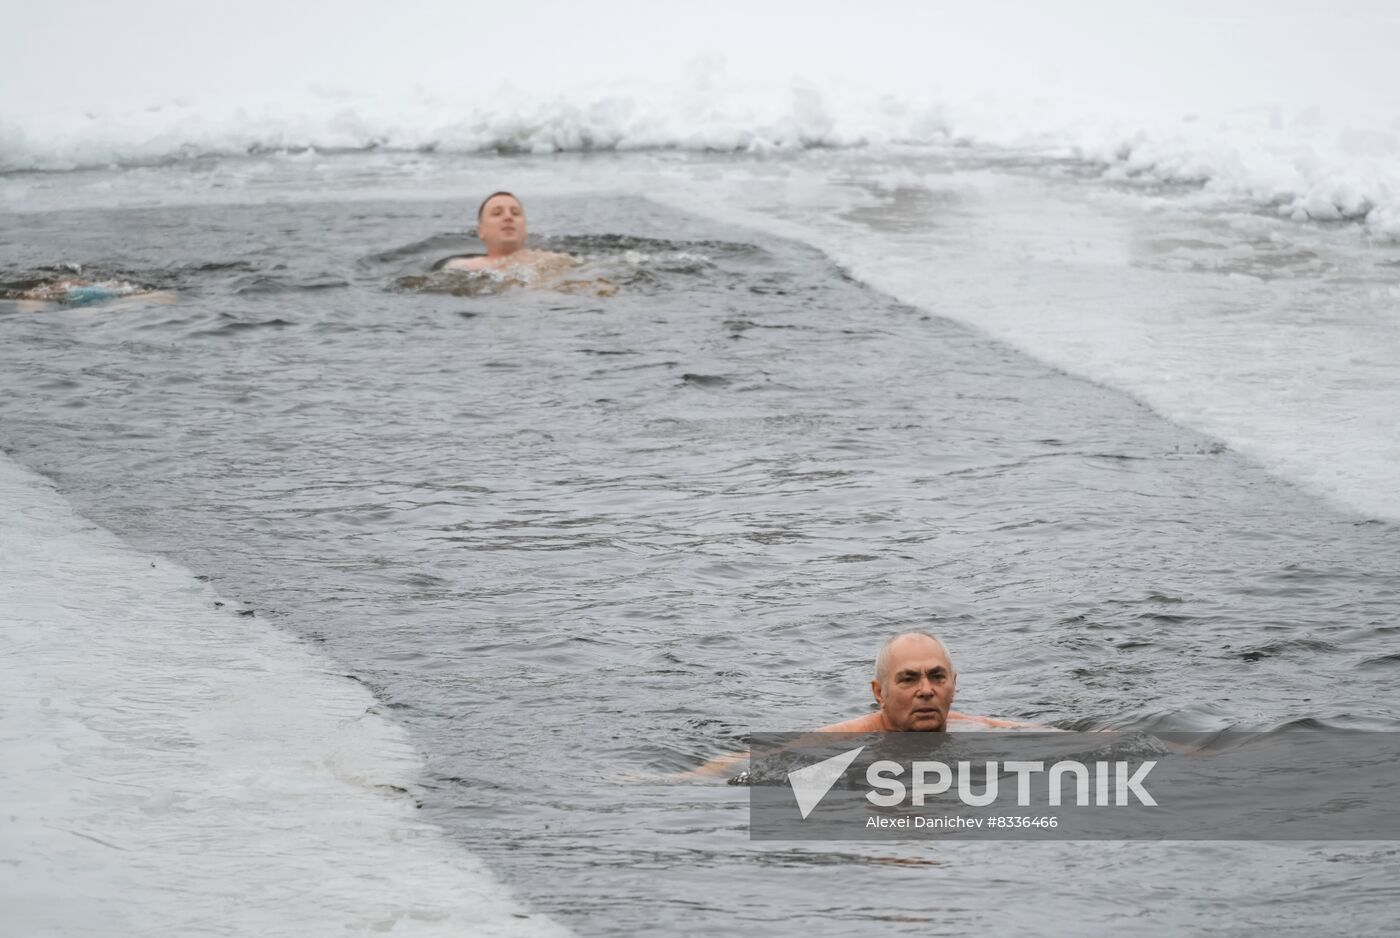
865 814 1060 829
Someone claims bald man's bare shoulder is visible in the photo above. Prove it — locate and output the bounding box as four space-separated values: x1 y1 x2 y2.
817 713 887 733
948 712 1042 730
818 711 1040 733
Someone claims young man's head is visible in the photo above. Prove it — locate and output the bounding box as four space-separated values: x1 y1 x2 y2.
477 191 526 256
872 632 958 731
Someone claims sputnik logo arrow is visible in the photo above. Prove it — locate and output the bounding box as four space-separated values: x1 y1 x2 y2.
787 746 865 819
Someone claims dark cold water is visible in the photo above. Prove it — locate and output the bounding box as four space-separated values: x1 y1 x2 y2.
2 187 1399 935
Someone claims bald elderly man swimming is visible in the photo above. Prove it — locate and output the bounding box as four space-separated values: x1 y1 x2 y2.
688 632 1029 777
818 631 1030 733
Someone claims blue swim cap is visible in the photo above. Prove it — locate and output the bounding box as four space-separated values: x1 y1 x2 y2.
64 285 124 306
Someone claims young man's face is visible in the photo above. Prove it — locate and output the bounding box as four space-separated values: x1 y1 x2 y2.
872 637 958 731
478 195 526 254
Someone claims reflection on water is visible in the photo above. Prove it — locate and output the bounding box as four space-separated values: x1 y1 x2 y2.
1 187 1397 937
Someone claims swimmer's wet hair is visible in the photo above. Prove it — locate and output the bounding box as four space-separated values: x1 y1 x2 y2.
477 191 520 220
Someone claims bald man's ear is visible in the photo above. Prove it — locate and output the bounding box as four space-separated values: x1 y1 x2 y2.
871 679 884 707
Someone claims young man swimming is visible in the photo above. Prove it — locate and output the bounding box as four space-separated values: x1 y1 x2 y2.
7 272 175 312
441 191 572 273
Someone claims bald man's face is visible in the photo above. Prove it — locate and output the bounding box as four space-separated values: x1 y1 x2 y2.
872 637 957 731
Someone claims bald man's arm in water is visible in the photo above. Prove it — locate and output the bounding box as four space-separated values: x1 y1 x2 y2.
948 711 1045 729
687 711 1046 778
818 711 1041 733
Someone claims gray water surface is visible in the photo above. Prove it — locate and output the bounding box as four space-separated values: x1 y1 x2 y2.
2 180 1398 935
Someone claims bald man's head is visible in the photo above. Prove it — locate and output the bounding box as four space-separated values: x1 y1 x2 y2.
875 632 955 685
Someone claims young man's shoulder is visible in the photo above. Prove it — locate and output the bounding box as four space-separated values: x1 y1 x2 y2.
442 256 491 271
